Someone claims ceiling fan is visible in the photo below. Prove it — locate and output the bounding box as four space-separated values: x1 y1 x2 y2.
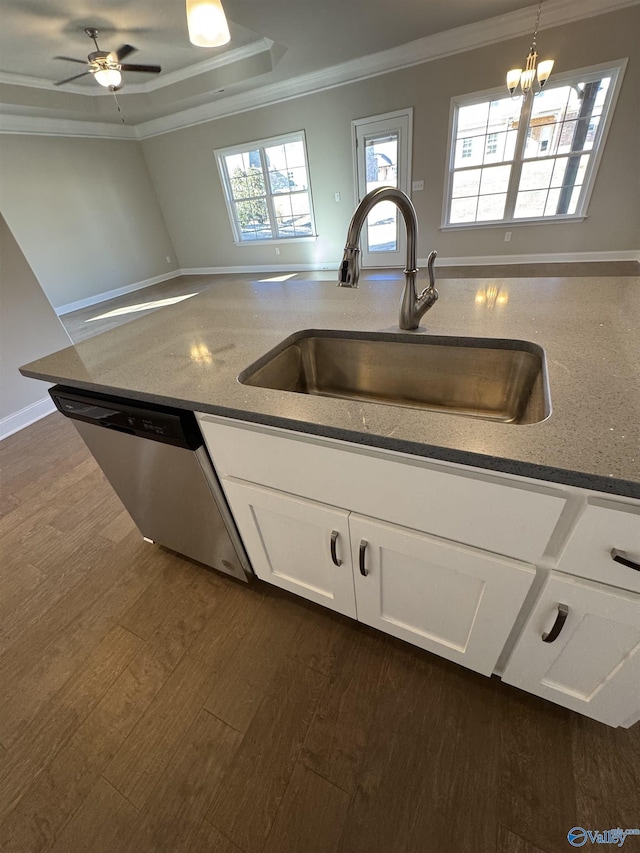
54 27 161 89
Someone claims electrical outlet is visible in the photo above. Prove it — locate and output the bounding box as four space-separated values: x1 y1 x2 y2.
275 247 281 256
504 232 512 242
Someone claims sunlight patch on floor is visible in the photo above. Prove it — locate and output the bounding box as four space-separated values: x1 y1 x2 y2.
85 293 198 322
257 274 298 282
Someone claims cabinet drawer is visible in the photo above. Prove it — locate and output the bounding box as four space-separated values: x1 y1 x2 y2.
556 502 640 592
198 416 566 563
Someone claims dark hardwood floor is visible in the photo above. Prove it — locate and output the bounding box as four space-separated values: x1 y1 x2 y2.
1 415 639 853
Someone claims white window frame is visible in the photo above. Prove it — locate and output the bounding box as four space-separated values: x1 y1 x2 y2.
441 59 628 230
215 130 317 245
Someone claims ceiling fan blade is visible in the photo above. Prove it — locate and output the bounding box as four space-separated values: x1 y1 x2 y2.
120 63 161 74
53 55 87 64
54 71 91 86
114 44 137 62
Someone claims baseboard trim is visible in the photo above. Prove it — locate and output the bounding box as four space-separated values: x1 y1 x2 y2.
53 251 638 317
56 270 180 316
424 250 640 266
0 396 56 441
180 263 341 275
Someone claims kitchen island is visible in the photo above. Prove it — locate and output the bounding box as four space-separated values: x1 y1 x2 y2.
20 269 640 727
20 270 640 498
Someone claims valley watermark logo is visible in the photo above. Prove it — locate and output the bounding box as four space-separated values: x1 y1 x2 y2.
567 827 640 847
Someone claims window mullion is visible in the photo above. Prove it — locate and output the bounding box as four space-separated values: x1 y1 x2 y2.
260 148 278 238
504 96 532 220
224 162 245 243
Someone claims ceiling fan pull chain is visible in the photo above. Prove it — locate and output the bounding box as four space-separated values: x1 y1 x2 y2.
110 88 126 124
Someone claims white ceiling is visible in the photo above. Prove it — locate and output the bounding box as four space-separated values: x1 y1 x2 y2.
0 0 634 129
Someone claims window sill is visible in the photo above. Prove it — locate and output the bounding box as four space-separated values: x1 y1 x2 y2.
233 235 319 246
440 215 587 231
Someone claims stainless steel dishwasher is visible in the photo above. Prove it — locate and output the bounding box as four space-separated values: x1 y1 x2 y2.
50 386 252 582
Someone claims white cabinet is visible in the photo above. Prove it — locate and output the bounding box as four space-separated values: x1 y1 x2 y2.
197 413 640 726
348 514 535 675
223 479 356 617
222 478 535 676
502 573 640 727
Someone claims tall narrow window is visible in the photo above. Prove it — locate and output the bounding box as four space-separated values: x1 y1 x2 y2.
443 60 626 227
216 131 316 243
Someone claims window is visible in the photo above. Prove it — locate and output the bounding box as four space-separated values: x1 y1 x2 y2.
215 131 316 243
486 133 498 156
443 60 626 227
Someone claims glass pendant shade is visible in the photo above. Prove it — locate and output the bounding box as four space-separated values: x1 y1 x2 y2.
186 0 231 47
520 67 536 94
94 68 122 88
506 68 522 95
537 59 554 86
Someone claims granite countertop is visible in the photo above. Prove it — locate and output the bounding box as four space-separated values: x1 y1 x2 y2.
21 271 640 499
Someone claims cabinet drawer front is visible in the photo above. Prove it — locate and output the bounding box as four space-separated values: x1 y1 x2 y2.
198 416 566 563
557 502 640 592
349 514 535 676
502 573 640 727
221 478 356 618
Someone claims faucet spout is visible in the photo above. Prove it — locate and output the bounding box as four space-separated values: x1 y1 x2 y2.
337 186 438 330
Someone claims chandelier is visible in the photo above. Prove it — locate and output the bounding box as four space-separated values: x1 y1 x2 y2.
507 1 554 97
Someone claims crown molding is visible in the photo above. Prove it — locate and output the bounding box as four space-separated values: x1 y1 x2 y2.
135 0 640 138
0 111 136 138
0 38 275 97
139 38 274 92
1 0 637 139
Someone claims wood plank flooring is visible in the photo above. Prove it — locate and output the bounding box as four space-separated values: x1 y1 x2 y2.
1 414 639 853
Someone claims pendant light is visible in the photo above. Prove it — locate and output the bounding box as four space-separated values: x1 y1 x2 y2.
186 0 231 47
507 1 554 97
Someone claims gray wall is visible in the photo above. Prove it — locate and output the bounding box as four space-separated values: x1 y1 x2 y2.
141 5 640 267
0 213 72 425
0 136 178 310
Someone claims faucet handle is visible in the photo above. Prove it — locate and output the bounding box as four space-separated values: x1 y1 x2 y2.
427 250 437 289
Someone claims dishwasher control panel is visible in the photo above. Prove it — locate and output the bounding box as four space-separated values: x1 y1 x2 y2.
50 387 203 449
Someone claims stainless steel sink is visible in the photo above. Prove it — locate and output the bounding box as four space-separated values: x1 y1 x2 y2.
239 330 551 425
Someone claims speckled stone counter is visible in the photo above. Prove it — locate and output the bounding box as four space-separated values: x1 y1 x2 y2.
20 271 640 498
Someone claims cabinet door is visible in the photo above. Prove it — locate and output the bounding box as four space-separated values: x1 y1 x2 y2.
502 573 640 727
349 514 535 676
221 479 356 617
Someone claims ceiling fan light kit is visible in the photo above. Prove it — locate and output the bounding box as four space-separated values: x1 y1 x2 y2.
186 0 231 47
93 65 122 88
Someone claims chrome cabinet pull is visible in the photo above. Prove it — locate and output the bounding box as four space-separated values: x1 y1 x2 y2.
359 540 368 576
330 530 342 567
611 548 640 572
542 603 569 643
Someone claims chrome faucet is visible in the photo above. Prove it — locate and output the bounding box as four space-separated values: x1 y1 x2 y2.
338 186 438 330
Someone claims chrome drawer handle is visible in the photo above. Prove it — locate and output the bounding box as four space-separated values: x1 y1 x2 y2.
611 548 640 572
359 540 368 577
542 603 569 643
330 530 342 567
